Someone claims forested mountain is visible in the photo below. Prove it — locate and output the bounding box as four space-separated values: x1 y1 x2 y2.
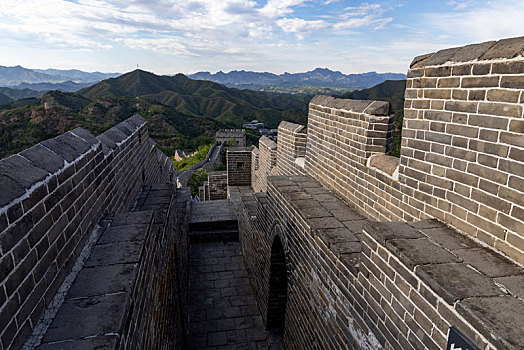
0 93 12 105
189 68 406 91
0 70 308 158
14 81 92 92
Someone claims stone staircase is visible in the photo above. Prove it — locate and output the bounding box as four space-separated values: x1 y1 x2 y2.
188 200 239 243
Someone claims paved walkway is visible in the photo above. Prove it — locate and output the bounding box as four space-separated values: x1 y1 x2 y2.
188 242 282 350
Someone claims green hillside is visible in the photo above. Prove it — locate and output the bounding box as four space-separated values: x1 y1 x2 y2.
78 70 308 126
0 87 46 100
0 93 12 105
0 70 309 159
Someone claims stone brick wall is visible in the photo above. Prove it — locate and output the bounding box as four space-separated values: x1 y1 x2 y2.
229 188 274 326
251 147 260 192
0 114 175 349
403 38 524 263
207 171 227 200
361 219 523 350
302 38 524 264
232 175 524 350
216 129 246 147
227 147 253 187
252 137 277 192
303 96 403 222
120 186 190 350
276 121 307 176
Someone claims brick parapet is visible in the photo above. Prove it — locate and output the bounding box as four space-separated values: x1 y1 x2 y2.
252 137 277 192
207 171 227 200
0 114 175 349
402 37 524 263
227 147 253 187
276 121 307 176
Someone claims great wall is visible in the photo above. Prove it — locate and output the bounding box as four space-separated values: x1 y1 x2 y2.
0 37 523 349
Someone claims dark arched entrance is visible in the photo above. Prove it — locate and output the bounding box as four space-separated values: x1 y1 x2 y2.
266 235 287 332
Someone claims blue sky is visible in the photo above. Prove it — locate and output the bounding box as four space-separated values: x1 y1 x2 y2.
0 0 522 75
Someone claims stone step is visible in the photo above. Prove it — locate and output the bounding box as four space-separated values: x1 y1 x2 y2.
189 219 238 232
189 227 239 243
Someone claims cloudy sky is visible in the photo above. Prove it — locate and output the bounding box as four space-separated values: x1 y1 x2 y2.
0 0 522 75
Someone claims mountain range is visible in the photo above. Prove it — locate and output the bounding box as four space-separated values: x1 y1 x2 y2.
0 70 309 158
189 68 406 90
0 65 120 88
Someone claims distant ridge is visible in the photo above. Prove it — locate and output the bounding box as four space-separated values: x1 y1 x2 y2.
0 65 120 87
189 68 406 90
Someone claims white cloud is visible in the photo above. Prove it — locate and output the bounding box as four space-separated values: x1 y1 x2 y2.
258 0 309 18
427 0 524 43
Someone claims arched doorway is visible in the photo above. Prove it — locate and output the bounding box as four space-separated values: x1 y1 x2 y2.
266 235 287 332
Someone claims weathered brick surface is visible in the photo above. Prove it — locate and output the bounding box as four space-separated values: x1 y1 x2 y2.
276 121 307 176
0 114 175 349
252 137 277 192
119 186 190 350
216 129 246 147
233 176 524 350
297 40 524 264
404 39 524 264
207 171 228 200
227 147 253 187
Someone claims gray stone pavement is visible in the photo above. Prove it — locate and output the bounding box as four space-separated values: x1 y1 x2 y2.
188 242 283 350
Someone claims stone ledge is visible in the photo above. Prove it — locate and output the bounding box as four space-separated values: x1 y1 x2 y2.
367 154 399 179
310 95 390 116
278 121 306 133
39 210 154 347
259 136 277 150
363 219 524 349
410 36 524 68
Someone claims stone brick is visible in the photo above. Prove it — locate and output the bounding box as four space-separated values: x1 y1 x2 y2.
491 61 524 74
478 102 522 117
508 147 524 162
424 89 451 99
500 75 524 89
487 89 520 103
472 63 491 75
500 131 524 148
424 66 451 77
451 89 468 100
508 119 524 133
462 76 500 88
468 89 486 100
445 100 478 113
452 64 472 76
438 77 460 88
